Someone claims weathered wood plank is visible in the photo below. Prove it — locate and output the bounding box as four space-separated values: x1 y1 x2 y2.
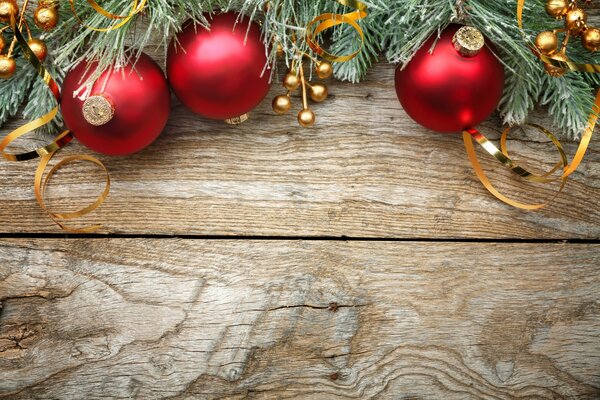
1 61 598 238
0 239 598 398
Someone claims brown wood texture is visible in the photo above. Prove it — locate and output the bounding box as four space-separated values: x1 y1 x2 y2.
1 6 600 399
0 239 599 399
0 61 598 238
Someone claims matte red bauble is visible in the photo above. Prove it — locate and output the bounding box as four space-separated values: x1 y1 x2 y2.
62 53 170 156
167 12 271 120
395 25 505 133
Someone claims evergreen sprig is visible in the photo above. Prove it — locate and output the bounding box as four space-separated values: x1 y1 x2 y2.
1 0 599 140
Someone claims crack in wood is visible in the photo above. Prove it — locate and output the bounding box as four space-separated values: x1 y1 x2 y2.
0 240 598 398
265 303 367 312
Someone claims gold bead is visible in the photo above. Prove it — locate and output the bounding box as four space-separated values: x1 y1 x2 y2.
309 83 328 103
565 8 587 36
34 5 58 31
545 0 569 19
535 31 559 55
0 54 16 79
0 0 18 23
276 43 284 57
315 61 333 79
297 108 315 127
544 52 568 77
27 38 48 61
272 95 291 114
283 72 300 91
0 34 6 54
582 27 600 52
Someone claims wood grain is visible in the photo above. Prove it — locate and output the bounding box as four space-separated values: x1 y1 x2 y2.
0 60 598 238
0 239 598 399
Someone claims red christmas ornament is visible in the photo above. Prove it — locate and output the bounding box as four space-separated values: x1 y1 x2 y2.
62 53 170 156
395 25 505 133
167 12 271 120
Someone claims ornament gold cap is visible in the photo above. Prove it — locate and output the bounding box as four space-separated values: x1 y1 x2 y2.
225 113 249 125
82 94 115 126
452 26 485 57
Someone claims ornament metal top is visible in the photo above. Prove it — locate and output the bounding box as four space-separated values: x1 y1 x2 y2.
452 26 485 57
82 94 115 127
536 0 599 76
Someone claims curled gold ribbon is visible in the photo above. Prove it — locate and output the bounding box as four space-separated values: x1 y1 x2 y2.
306 0 368 62
35 153 110 233
463 125 569 210
0 16 110 232
0 17 67 162
462 0 599 210
69 0 146 32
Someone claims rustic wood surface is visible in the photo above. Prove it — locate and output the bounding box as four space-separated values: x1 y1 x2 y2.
0 239 599 399
0 61 598 238
2 8 600 399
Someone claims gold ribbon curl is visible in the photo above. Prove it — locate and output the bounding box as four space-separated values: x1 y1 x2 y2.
306 0 368 62
0 16 110 232
69 0 146 32
461 0 599 209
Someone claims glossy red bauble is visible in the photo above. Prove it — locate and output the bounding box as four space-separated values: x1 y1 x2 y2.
167 12 271 120
395 25 505 133
62 53 171 156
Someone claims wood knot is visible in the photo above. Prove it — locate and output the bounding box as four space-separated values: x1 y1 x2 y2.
329 372 339 381
328 302 339 312
0 324 39 353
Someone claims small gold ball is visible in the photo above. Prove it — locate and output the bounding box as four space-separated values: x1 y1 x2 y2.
315 61 333 79
27 38 48 61
283 72 300 91
297 108 315 127
0 55 16 79
566 8 587 36
535 31 559 55
544 52 568 77
582 27 600 52
0 35 6 54
276 43 285 57
272 95 292 115
34 6 59 31
0 0 18 23
545 0 569 19
309 84 328 103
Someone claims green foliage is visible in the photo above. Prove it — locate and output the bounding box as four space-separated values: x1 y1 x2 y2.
0 58 35 127
1 0 599 139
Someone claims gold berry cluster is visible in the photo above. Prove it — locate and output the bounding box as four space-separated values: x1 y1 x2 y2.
272 45 334 128
535 0 599 76
0 0 58 79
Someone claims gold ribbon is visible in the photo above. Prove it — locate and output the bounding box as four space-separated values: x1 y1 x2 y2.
0 16 110 232
463 125 569 210
462 0 599 209
69 0 146 32
306 0 368 62
35 153 110 233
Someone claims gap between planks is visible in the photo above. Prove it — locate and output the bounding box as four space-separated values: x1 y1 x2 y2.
0 233 599 244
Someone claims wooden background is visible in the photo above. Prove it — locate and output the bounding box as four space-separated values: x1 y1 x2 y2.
1 11 600 399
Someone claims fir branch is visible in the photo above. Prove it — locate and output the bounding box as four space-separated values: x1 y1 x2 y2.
383 0 455 65
329 1 386 82
541 74 596 138
2 0 600 142
0 58 35 127
22 61 66 134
